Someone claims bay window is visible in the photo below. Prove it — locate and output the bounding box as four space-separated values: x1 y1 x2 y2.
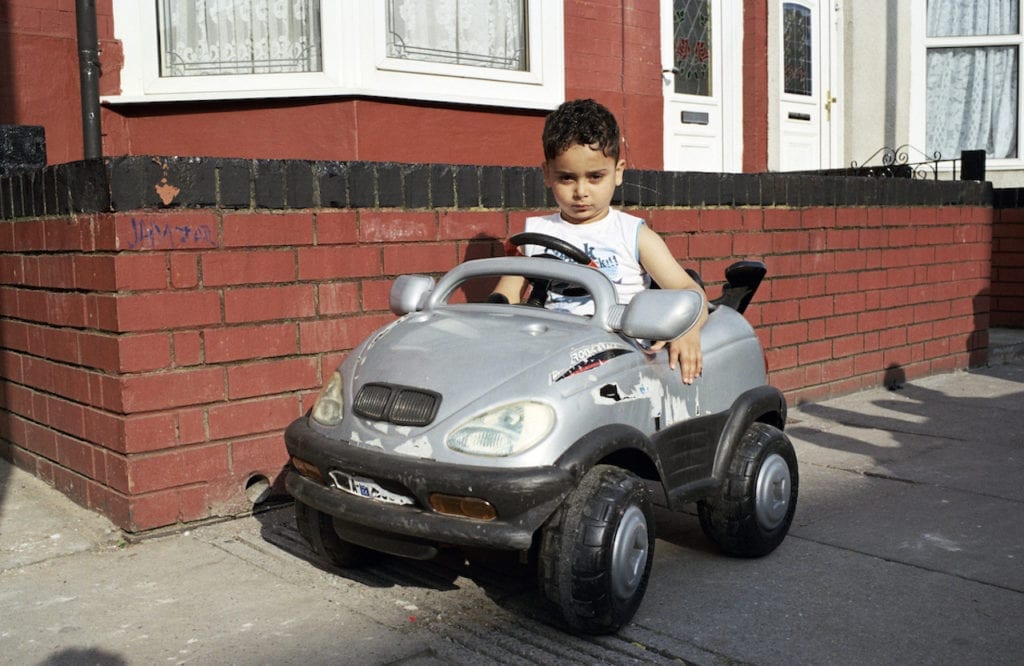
109 0 563 109
917 0 1021 162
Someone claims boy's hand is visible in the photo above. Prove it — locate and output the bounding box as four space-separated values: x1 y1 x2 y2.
646 328 703 384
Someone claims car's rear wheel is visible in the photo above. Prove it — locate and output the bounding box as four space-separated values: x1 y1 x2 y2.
294 500 368 568
697 422 798 557
538 465 654 635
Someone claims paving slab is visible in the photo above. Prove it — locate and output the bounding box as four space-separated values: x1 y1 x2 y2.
0 459 121 570
642 525 1023 666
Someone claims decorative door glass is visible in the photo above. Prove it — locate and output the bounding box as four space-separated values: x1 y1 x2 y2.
673 0 712 96
783 2 812 95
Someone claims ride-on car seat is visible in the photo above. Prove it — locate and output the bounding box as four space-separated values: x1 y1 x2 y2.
711 260 766 314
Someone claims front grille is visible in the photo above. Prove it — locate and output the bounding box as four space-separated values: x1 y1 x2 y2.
353 384 391 420
390 390 438 425
353 383 441 427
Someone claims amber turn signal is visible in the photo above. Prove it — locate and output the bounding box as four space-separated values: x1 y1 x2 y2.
428 493 497 521
290 456 324 484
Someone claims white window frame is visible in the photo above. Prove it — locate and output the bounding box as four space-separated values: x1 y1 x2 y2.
909 0 1024 174
105 0 564 110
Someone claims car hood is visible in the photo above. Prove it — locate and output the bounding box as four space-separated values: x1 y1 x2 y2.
346 306 635 423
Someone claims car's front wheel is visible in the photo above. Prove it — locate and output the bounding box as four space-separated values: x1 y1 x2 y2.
538 465 655 635
697 422 798 557
294 500 368 568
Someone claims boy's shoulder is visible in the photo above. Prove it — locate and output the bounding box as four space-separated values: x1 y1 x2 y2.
526 211 564 225
525 209 646 227
611 209 646 227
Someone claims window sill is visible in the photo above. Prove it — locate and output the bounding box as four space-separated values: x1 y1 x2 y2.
102 85 562 110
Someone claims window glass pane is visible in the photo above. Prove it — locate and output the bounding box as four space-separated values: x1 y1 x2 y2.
158 0 322 77
927 46 1018 158
926 0 1018 37
672 0 711 96
783 3 812 96
386 0 527 71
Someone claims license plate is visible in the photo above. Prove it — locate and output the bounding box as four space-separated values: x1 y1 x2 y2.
328 470 414 506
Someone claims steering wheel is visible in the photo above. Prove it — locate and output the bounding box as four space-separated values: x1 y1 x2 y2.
509 232 593 265
508 232 594 307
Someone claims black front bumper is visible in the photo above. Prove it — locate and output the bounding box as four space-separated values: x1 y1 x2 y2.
284 417 576 551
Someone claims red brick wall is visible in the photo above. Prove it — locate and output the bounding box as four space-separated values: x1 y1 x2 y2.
993 209 1024 327
0 200 992 532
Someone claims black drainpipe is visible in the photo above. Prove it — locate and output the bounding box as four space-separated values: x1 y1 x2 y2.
76 0 102 160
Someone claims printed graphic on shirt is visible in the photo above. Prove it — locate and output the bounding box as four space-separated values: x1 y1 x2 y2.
583 243 621 271
545 242 623 311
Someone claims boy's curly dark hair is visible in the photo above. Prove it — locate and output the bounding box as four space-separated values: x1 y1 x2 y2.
542 98 620 161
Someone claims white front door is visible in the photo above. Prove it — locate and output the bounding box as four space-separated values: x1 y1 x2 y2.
777 0 841 171
661 0 741 172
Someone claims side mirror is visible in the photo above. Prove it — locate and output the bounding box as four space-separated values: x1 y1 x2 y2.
618 289 704 340
389 275 435 315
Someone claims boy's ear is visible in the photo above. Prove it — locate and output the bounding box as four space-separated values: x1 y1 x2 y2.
541 160 553 186
614 158 626 186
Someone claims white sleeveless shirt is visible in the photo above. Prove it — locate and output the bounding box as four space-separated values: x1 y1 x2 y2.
523 209 649 315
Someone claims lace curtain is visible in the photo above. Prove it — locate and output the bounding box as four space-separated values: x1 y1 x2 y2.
386 0 526 71
925 0 1019 158
159 0 321 77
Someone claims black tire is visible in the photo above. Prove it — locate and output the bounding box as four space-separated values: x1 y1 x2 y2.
538 465 655 635
294 500 368 568
697 422 798 558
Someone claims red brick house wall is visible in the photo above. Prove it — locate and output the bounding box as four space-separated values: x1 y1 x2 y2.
743 0 770 172
0 160 993 532
0 0 107 165
0 1 770 171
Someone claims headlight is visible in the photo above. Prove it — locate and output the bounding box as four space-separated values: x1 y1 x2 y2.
311 371 344 426
446 401 555 457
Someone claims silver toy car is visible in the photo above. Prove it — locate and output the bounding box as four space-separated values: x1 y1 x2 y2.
284 233 798 634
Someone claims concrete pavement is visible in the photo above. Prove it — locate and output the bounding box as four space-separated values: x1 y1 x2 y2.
2 338 1022 664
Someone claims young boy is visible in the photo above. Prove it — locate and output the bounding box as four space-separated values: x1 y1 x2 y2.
492 98 707 384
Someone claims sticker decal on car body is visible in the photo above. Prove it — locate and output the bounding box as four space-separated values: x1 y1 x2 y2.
551 343 633 382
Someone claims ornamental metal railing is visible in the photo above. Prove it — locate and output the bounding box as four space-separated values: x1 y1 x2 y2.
801 147 986 181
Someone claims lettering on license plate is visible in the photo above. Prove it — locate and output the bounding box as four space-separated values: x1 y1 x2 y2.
328 470 414 506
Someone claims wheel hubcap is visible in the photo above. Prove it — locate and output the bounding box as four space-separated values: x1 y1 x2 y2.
610 505 648 600
755 453 791 530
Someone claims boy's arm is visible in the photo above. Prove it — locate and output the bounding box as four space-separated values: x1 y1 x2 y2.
491 275 526 304
637 225 707 384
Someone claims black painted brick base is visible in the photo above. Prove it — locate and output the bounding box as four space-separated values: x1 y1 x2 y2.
0 155 997 220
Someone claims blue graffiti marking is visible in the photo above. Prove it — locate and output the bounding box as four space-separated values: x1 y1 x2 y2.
128 218 217 250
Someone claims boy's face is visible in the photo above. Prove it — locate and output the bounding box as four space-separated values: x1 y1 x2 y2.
542 143 625 224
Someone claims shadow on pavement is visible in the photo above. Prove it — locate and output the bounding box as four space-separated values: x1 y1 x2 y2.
788 362 1024 489
40 648 128 666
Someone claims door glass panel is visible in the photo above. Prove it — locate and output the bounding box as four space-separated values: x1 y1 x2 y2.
926 0 1019 37
783 3 812 96
673 0 712 96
